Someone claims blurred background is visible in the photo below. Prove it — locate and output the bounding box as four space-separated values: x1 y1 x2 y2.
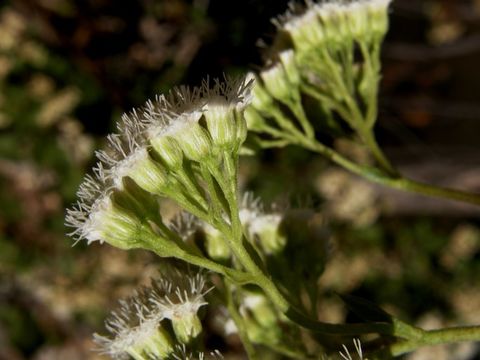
0 0 479 359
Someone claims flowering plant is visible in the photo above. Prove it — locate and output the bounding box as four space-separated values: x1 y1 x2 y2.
66 1 480 359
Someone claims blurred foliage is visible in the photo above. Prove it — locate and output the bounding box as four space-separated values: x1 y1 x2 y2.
0 0 479 359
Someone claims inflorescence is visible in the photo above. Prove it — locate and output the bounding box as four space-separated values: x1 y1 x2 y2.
94 268 214 360
65 1 395 358
66 75 252 250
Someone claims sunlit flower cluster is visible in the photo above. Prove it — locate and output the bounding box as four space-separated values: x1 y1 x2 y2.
66 76 252 250
94 268 213 359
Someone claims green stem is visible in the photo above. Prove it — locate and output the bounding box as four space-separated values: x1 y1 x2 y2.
224 279 258 360
298 137 480 207
358 127 398 176
270 106 308 141
147 235 255 285
199 164 225 223
301 84 353 123
359 41 380 130
206 147 438 339
163 184 210 223
287 97 315 140
387 325 480 356
174 166 209 211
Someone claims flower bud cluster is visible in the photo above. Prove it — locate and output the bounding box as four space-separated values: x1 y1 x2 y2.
245 50 302 133
144 76 251 165
66 76 252 251
239 289 283 344
239 194 331 310
275 0 392 56
94 268 214 359
245 0 393 147
65 165 160 250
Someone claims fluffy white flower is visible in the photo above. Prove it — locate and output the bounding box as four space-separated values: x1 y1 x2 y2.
239 192 288 254
94 270 213 359
96 114 169 195
274 0 392 53
169 211 200 242
149 268 212 343
65 165 115 245
94 284 174 359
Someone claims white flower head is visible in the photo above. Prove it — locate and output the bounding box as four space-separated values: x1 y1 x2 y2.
240 192 288 254
273 2 326 54
149 268 212 343
66 164 152 249
240 291 278 329
142 85 212 162
274 0 392 54
260 61 294 104
94 270 213 359
248 72 275 113
202 75 253 149
65 166 113 245
94 284 174 360
203 75 253 110
169 211 200 242
66 159 169 250
201 221 231 261
239 192 263 227
143 88 205 139
95 113 169 196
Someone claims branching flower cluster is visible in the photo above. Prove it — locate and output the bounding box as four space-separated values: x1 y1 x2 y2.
94 267 215 359
65 0 480 359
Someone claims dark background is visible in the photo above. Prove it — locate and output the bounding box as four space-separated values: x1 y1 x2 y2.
0 0 479 359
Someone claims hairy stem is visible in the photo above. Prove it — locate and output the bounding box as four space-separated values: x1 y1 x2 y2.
382 325 480 356
297 137 480 206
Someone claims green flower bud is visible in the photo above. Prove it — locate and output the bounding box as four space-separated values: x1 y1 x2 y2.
260 62 292 103
150 270 210 344
89 199 154 250
279 50 300 87
317 4 352 49
367 0 391 42
95 127 170 196
240 293 281 344
235 111 248 148
203 223 231 261
279 9 325 54
204 103 238 149
250 74 274 113
175 122 213 162
94 280 176 360
66 173 157 250
202 75 252 151
129 325 174 360
250 213 287 255
347 3 369 40
66 171 185 255
242 292 278 329
172 312 203 344
150 135 184 171
240 193 288 254
114 177 161 224
124 149 170 196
